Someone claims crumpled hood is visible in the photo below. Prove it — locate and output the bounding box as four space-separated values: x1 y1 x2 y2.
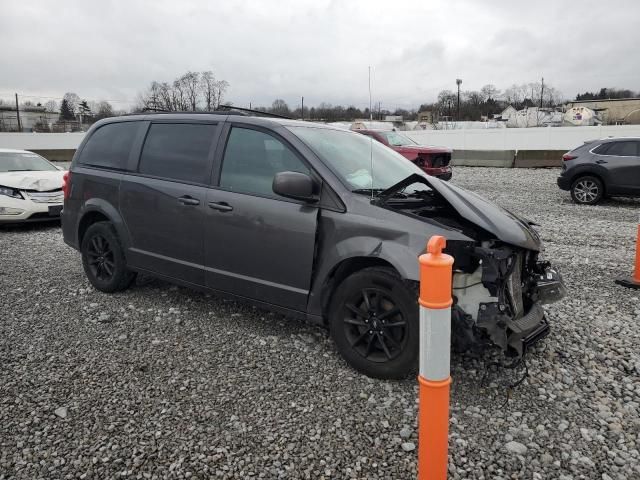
377 173 541 251
426 176 541 251
0 170 65 191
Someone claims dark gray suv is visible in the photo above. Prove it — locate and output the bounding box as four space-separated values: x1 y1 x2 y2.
62 112 565 379
557 137 640 204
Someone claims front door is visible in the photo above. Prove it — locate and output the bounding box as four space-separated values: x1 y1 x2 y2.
120 122 219 285
204 126 318 311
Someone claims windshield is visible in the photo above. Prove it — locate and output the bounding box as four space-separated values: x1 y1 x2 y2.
288 126 426 191
0 152 58 172
381 132 417 147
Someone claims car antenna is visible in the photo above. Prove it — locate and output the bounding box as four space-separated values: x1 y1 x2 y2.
368 66 374 200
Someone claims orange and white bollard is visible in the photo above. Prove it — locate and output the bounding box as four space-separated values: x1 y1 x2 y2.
616 220 640 289
417 235 453 480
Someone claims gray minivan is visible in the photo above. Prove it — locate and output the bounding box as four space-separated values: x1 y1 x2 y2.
62 112 565 379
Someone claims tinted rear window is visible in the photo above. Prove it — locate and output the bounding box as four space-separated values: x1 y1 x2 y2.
138 123 216 183
79 122 140 169
592 143 609 154
602 141 639 157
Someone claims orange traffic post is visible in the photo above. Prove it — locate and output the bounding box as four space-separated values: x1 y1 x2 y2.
616 220 640 289
417 235 454 480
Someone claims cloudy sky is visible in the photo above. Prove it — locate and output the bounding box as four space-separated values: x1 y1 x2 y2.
1 0 639 111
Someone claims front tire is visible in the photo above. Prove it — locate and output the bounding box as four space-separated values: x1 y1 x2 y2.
328 267 418 379
570 176 603 205
81 221 136 293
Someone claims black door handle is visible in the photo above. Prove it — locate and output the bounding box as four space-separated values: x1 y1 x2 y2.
177 196 200 206
208 201 233 212
595 159 607 164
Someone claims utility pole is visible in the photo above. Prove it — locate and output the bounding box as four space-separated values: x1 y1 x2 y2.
301 96 304 120
456 79 462 122
249 102 252 110
15 93 22 131
540 77 544 109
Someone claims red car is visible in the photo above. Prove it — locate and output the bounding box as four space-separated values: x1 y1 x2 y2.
357 129 452 180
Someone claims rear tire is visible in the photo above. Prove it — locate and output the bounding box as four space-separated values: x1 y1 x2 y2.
328 267 418 379
81 221 136 293
570 176 603 205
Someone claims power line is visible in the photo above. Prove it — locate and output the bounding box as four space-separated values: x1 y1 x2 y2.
0 92 135 105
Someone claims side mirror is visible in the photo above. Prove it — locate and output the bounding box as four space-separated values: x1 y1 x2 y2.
272 171 319 203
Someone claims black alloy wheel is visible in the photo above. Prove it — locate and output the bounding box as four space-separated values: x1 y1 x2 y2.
341 287 407 363
329 267 418 379
86 234 116 281
81 221 136 293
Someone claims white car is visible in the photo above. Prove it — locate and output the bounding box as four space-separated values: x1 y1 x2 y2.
0 149 66 224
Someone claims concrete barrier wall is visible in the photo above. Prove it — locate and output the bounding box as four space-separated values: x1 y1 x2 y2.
451 150 515 167
514 150 565 168
404 124 640 150
0 132 85 150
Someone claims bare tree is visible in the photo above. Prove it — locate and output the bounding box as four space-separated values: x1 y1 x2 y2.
63 92 81 114
44 100 58 112
214 80 229 109
481 84 499 102
138 71 230 112
200 71 216 111
96 101 114 119
271 99 290 116
181 71 201 111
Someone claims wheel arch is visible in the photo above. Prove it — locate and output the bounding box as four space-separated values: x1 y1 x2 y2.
76 199 131 250
318 256 410 325
569 170 607 196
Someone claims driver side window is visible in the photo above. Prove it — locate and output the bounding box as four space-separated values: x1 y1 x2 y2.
219 127 309 198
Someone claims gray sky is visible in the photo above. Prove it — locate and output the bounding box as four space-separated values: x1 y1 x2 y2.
1 0 639 111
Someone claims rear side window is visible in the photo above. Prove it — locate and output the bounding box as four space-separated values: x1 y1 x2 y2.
78 122 140 169
603 141 639 157
138 123 216 183
592 143 611 155
220 127 309 197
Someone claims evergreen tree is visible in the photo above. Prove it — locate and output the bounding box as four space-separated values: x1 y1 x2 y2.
59 99 74 120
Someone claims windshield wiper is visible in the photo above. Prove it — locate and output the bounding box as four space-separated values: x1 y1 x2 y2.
7 169 37 171
352 188 387 196
352 188 411 200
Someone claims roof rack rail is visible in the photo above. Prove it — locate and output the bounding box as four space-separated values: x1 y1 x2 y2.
218 105 292 119
135 108 246 116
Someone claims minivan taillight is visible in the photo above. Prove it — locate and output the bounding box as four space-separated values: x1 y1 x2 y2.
562 154 577 161
62 172 71 199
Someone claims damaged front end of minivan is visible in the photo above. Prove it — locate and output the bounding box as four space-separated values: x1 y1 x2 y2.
376 174 566 358
448 240 565 357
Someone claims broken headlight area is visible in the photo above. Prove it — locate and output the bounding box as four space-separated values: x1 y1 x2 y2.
450 241 565 358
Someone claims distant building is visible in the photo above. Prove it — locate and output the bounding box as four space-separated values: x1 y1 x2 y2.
563 106 600 126
417 110 439 124
495 105 517 123
565 98 640 125
0 105 59 132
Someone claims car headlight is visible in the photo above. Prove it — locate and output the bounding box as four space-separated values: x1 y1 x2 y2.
0 186 23 199
0 207 24 215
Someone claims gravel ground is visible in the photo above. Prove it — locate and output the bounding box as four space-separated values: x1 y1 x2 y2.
1 167 639 480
